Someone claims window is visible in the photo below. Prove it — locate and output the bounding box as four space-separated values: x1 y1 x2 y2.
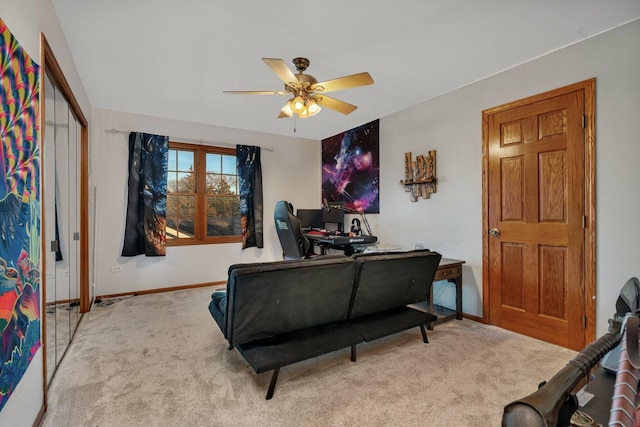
166 142 241 245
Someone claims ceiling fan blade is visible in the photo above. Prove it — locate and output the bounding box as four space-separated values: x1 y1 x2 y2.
262 58 298 86
277 111 290 119
311 72 374 93
313 95 358 115
224 90 289 95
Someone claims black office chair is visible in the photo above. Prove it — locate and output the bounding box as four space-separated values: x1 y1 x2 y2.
274 200 313 260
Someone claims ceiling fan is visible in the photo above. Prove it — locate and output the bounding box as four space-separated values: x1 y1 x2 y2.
224 57 374 119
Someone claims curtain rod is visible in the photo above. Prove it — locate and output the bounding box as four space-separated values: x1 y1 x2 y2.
104 128 274 152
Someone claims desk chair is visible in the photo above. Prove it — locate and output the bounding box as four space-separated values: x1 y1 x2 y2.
274 200 313 260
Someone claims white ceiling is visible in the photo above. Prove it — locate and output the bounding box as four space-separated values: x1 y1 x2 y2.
51 0 640 140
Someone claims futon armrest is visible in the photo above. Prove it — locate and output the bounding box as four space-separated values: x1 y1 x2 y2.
208 291 228 335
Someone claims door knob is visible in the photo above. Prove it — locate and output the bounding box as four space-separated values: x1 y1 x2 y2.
489 228 500 237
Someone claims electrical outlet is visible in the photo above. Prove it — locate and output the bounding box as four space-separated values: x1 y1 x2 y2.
111 266 122 273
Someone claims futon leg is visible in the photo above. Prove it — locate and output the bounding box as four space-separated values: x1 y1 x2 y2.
266 368 280 400
351 344 357 362
420 324 429 343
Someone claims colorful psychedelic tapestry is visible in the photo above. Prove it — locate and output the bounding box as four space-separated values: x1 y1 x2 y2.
237 145 263 249
0 18 41 411
122 132 169 257
322 119 380 213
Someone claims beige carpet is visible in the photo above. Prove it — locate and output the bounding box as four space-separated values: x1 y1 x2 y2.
41 286 576 426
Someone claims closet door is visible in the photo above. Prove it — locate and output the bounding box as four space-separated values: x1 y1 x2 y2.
43 71 57 385
68 111 80 335
41 33 89 393
43 70 83 384
53 82 71 367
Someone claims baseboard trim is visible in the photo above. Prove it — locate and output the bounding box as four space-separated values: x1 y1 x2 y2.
463 313 485 323
95 281 225 301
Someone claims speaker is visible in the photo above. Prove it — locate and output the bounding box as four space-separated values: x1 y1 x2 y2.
350 218 361 236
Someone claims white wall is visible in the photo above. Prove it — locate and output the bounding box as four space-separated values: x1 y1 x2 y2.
0 1 90 426
378 19 640 337
90 108 320 296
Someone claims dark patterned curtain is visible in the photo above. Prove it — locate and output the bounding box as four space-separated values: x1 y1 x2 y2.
122 132 169 256
237 145 263 249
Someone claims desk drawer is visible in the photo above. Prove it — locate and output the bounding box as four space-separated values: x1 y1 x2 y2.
434 266 460 281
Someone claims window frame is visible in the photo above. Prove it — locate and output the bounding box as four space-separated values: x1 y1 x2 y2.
166 141 241 246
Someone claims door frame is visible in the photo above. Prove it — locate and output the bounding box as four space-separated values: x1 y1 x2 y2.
481 79 596 347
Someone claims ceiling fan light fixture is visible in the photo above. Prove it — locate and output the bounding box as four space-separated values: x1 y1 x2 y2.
306 99 321 116
280 100 294 117
292 96 306 113
297 108 310 119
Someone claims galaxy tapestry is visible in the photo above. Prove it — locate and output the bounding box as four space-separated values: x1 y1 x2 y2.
322 119 379 213
0 18 41 411
122 132 169 257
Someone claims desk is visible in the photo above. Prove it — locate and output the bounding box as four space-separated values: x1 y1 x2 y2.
411 258 465 329
305 233 378 255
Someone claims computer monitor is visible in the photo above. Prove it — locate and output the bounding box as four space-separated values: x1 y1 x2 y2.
296 209 324 230
322 201 345 232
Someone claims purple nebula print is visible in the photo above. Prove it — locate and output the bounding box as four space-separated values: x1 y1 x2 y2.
322 119 379 213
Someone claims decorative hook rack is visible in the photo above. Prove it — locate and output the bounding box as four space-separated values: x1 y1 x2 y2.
400 150 437 202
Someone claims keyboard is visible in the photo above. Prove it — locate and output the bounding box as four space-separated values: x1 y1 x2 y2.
318 234 377 245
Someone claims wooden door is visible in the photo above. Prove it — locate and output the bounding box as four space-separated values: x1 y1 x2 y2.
484 84 591 351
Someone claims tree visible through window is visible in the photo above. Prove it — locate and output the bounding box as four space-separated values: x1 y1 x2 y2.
166 142 241 245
